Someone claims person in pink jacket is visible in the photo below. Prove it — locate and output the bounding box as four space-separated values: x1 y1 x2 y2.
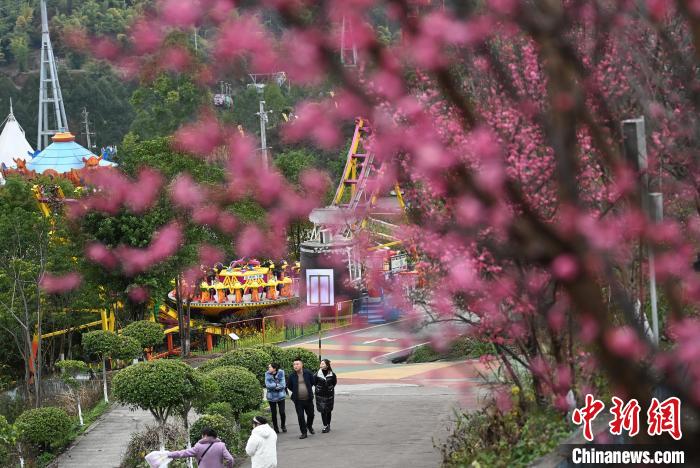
168 427 234 468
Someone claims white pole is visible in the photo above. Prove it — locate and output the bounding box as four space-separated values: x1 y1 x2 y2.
102 359 109 403
648 192 663 345
77 397 84 426
648 250 659 345
258 99 269 170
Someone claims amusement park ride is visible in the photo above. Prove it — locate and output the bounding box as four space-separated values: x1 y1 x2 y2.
2 3 413 367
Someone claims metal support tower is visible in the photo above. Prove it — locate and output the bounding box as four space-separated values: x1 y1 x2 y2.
37 0 68 150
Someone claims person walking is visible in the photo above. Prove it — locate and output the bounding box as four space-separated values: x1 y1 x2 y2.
287 357 315 439
265 363 287 433
245 415 278 468
167 427 234 468
314 358 337 433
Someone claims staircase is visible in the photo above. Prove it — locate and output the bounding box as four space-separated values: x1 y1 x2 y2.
357 293 401 324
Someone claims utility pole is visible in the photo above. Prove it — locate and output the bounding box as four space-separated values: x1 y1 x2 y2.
80 107 95 150
622 117 658 344
256 99 272 170
340 15 358 67
37 0 68 150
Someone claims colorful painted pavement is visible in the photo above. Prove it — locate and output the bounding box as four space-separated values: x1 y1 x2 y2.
287 321 495 409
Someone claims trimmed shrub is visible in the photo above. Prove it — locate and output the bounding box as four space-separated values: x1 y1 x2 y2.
15 407 71 450
205 402 234 420
282 347 319 374
196 356 225 374
82 330 121 359
122 321 165 349
253 344 287 367
113 360 199 424
239 408 269 440
204 366 262 417
217 348 272 386
121 423 188 468
190 414 239 449
114 336 142 362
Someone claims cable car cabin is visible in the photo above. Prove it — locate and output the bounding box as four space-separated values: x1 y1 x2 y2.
213 94 233 109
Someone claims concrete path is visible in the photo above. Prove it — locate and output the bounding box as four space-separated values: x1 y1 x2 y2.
52 405 152 467
240 383 460 468
53 321 491 467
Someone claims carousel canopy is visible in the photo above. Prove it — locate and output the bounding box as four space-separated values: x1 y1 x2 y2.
27 132 116 174
0 102 34 169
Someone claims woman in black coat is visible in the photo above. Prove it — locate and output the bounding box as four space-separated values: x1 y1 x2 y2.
314 358 337 433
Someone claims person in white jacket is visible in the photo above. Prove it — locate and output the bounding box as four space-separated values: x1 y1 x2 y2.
246 415 278 468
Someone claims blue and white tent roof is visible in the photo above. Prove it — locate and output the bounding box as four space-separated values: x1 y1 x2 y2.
27 132 116 174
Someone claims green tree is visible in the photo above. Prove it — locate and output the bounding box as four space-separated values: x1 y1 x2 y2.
78 137 230 322
8 35 28 71
0 414 16 466
112 360 201 449
0 177 52 404
274 148 318 184
114 335 142 362
82 330 121 403
122 320 164 353
130 74 207 140
55 359 88 425
201 366 261 419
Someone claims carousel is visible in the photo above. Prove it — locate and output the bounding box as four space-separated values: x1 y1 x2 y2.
167 258 300 319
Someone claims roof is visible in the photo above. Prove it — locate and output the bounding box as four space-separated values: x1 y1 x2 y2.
27 132 116 174
0 104 34 169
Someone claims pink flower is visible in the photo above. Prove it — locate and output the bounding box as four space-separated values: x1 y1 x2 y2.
40 272 82 294
128 286 150 303
171 174 206 210
199 244 224 266
130 21 163 55
489 0 517 15
160 0 202 27
551 254 579 281
125 169 164 213
86 243 118 269
604 326 648 359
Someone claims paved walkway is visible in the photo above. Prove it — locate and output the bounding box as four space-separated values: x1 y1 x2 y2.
51 405 152 467
53 321 491 467
241 384 459 468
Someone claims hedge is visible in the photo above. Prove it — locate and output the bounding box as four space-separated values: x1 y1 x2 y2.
14 407 71 450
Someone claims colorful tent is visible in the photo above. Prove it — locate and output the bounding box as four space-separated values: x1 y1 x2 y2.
0 102 34 169
27 132 116 174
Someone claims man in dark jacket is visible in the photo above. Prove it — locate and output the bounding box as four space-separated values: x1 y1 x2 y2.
287 358 315 439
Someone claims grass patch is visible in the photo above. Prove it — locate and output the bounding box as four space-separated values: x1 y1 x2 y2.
407 336 495 363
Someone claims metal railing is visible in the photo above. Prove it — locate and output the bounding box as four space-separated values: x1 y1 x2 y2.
192 299 355 354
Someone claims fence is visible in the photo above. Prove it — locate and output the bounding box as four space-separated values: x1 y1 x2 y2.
193 299 355 354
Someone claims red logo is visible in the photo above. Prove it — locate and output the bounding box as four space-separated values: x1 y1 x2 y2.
572 394 605 441
647 397 682 440
609 397 640 437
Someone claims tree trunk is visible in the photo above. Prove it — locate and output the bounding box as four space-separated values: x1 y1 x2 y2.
102 359 109 403
183 410 193 468
176 277 185 358
184 301 191 356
